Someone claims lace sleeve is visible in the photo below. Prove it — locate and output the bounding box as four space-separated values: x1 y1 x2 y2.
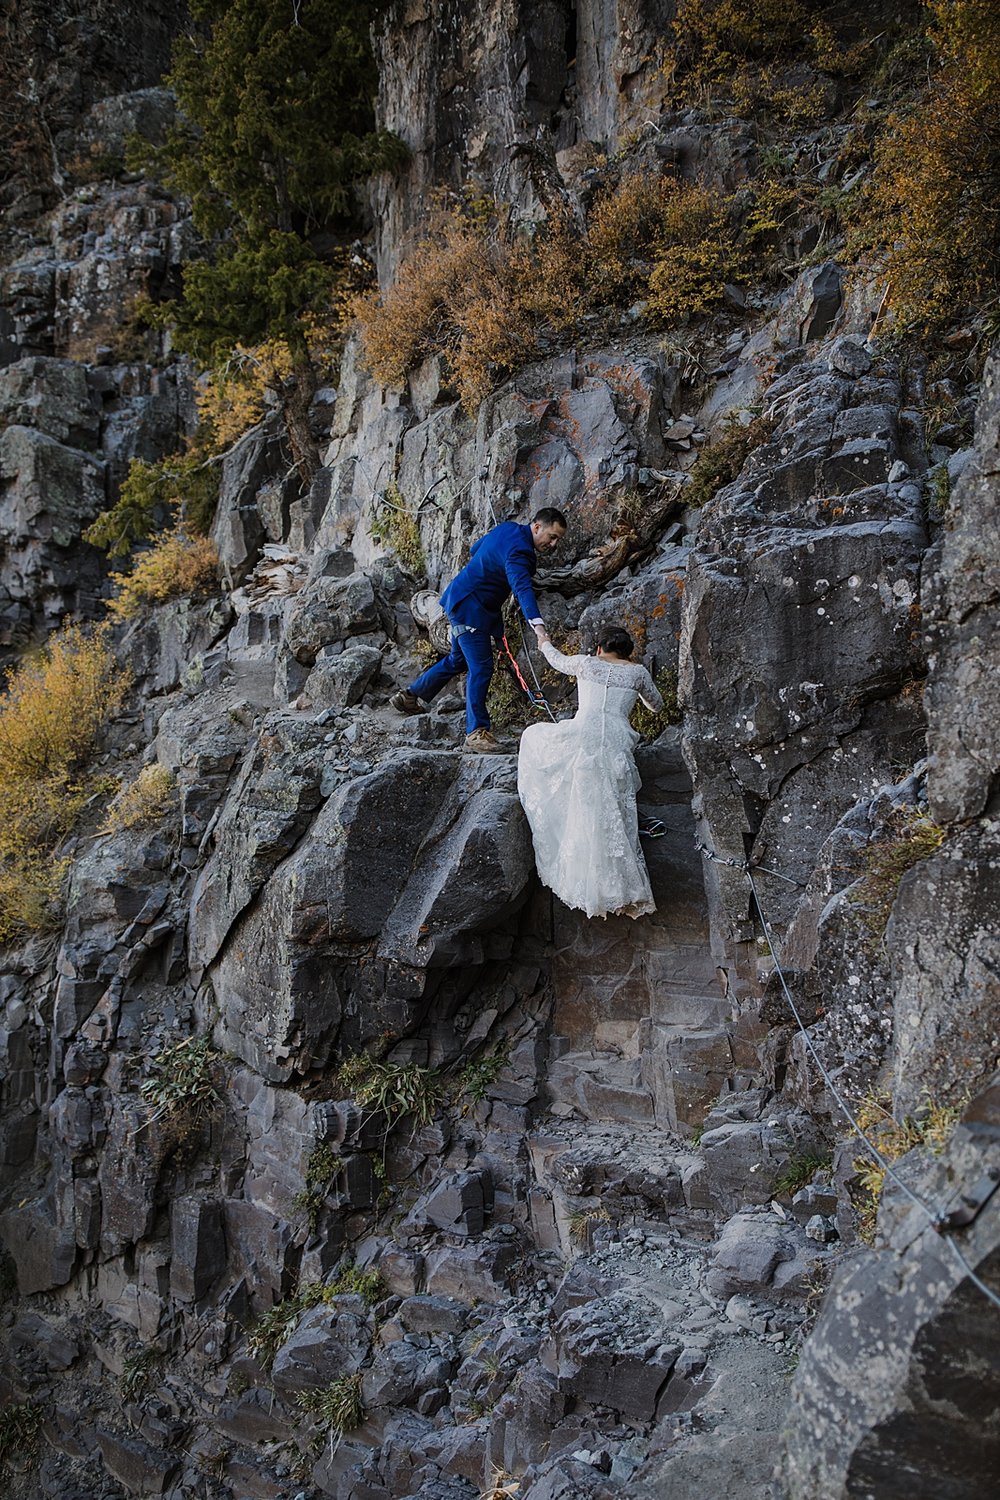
539 641 587 676
637 669 664 713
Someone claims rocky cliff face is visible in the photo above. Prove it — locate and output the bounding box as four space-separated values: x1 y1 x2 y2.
1 5 998 1500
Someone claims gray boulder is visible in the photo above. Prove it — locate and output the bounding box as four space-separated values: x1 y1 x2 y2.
282 569 380 665
0 356 99 444
301 640 383 708
271 1303 370 1395
706 1208 834 1302
210 749 533 1078
784 1075 1000 1499
539 1293 680 1421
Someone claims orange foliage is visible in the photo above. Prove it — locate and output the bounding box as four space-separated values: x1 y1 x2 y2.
357 175 739 409
869 0 1000 330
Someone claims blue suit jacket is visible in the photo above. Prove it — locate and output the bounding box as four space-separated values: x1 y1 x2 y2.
440 521 542 636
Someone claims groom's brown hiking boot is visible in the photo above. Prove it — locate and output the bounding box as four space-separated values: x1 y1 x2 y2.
465 728 499 753
390 689 424 716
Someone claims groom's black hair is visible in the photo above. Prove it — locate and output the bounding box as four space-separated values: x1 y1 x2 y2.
595 626 634 658
531 507 568 528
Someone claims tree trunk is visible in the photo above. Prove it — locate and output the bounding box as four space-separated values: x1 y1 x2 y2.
282 332 320 489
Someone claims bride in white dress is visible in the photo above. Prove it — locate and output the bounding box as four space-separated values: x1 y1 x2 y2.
517 625 664 920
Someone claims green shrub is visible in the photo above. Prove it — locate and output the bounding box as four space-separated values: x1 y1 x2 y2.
85 452 219 559
325 1263 386 1306
0 1402 44 1473
120 1346 165 1402
370 481 426 576
247 1265 385 1366
139 1035 222 1133
454 1041 511 1106
247 1293 317 1367
336 1055 442 1129
773 1154 832 1199
292 1143 341 1233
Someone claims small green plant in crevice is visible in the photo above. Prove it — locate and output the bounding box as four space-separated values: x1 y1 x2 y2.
689 1121 705 1148
849 807 946 948
120 1345 165 1402
298 1371 366 1437
246 1264 387 1368
927 463 951 522
0 1401 44 1472
684 408 778 510
454 1040 512 1107
370 480 425 576
246 1287 320 1368
630 666 682 742
852 1089 965 1245
322 1262 387 1307
335 1054 442 1130
772 1153 832 1200
292 1142 341 1234
139 1034 223 1133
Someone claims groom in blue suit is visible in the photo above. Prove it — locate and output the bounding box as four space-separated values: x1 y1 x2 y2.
391 507 568 750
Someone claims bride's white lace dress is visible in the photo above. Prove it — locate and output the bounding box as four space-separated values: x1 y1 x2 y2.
517 642 663 919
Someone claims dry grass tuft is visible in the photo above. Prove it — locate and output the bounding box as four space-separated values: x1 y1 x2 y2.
100 764 176 834
852 1088 965 1243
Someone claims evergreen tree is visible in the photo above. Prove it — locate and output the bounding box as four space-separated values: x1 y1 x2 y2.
150 0 403 479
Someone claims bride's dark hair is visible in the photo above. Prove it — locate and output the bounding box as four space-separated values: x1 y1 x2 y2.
594 626 634 658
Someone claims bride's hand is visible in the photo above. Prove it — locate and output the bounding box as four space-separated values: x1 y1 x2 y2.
534 626 551 645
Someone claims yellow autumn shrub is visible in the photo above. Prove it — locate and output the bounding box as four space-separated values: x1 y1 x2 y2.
196 339 294 448
588 172 741 320
868 0 1000 331
100 764 176 834
664 0 807 93
0 626 130 940
107 528 219 621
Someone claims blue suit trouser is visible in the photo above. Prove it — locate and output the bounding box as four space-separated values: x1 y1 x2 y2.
408 628 495 734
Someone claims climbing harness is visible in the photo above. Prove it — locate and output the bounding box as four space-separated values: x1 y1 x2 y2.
500 633 550 713
480 491 558 723
697 831 1000 1315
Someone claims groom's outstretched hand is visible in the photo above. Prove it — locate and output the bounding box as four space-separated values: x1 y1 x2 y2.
533 623 551 645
